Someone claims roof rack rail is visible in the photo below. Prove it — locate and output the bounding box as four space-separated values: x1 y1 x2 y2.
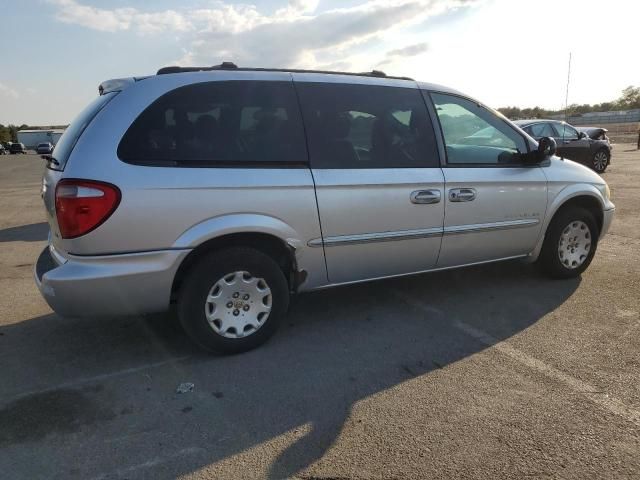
156 63 413 81
157 62 238 75
363 70 387 77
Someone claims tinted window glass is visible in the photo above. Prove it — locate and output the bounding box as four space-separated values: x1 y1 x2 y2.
51 92 117 170
296 83 439 168
431 93 527 165
529 122 556 137
118 81 307 166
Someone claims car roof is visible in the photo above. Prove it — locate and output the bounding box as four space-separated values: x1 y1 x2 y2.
159 64 466 95
513 119 564 126
101 63 468 97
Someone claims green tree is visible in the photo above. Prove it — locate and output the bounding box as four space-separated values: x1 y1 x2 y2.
0 125 11 143
499 86 638 118
616 86 640 110
8 125 19 142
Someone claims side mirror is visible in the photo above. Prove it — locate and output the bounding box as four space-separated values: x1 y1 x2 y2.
578 131 587 139
537 136 557 159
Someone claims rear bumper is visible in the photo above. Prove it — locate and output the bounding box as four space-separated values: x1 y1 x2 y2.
35 245 190 318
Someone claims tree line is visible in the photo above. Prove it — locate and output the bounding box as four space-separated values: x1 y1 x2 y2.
498 86 640 120
0 124 69 143
0 124 29 143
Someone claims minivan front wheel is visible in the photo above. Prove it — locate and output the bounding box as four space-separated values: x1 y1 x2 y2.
178 248 289 354
538 207 599 279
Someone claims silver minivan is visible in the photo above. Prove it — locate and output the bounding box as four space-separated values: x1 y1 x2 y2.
35 64 615 353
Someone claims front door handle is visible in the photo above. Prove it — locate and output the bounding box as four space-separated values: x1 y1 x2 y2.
410 189 441 204
449 188 476 202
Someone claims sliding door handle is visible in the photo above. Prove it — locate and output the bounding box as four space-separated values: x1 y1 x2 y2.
410 189 441 204
449 188 476 202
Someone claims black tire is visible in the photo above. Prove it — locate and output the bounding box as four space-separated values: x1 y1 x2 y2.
592 148 609 173
538 207 599 279
177 247 289 354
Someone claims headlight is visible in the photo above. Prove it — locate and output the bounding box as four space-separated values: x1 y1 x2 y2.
596 183 610 201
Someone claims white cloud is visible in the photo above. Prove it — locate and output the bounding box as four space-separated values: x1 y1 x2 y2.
386 43 429 58
406 0 639 110
50 0 191 33
275 0 320 18
50 0 475 70
183 1 473 69
0 82 19 99
378 42 429 66
189 3 266 35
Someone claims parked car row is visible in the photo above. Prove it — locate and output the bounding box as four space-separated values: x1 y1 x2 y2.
35 64 614 354
577 126 612 145
36 142 54 154
0 142 56 155
513 119 612 173
1 142 29 154
0 142 14 154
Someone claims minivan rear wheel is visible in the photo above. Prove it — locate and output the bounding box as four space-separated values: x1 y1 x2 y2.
177 247 289 354
538 207 599 279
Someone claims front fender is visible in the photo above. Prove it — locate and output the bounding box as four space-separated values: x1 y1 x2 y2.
546 184 606 223
527 184 607 262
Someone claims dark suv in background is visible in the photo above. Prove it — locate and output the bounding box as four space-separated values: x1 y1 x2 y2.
9 142 28 154
514 119 611 173
577 126 612 147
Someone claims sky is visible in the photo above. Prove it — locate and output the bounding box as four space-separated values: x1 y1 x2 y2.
0 0 637 125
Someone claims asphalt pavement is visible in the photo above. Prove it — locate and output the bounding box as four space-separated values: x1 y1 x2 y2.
0 148 639 479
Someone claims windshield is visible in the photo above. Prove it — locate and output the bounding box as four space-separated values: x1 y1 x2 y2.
49 92 116 170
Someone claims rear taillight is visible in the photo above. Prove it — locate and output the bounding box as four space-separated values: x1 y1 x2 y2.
55 179 121 239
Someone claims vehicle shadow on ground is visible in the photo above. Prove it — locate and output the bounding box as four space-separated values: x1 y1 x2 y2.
0 260 580 479
0 222 48 242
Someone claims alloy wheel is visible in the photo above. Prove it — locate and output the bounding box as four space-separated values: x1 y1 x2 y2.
593 151 608 172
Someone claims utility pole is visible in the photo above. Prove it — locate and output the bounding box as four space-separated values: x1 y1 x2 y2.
564 52 572 122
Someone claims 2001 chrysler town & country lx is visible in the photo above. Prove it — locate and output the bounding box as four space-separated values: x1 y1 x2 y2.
35 64 615 354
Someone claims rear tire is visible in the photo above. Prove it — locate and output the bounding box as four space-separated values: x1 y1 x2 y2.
538 207 599 279
177 247 289 354
592 149 609 173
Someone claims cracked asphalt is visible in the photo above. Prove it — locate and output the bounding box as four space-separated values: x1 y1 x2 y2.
0 147 639 479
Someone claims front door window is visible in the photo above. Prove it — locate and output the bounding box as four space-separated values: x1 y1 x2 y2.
430 93 528 165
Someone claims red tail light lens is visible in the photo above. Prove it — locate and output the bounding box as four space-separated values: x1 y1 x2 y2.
55 179 121 239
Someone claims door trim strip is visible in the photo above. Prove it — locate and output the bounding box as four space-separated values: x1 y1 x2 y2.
442 218 540 235
307 227 443 247
307 218 540 247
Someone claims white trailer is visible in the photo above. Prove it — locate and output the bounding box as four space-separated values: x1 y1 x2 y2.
17 129 65 149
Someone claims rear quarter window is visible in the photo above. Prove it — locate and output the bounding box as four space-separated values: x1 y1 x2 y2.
117 81 308 167
51 92 117 170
